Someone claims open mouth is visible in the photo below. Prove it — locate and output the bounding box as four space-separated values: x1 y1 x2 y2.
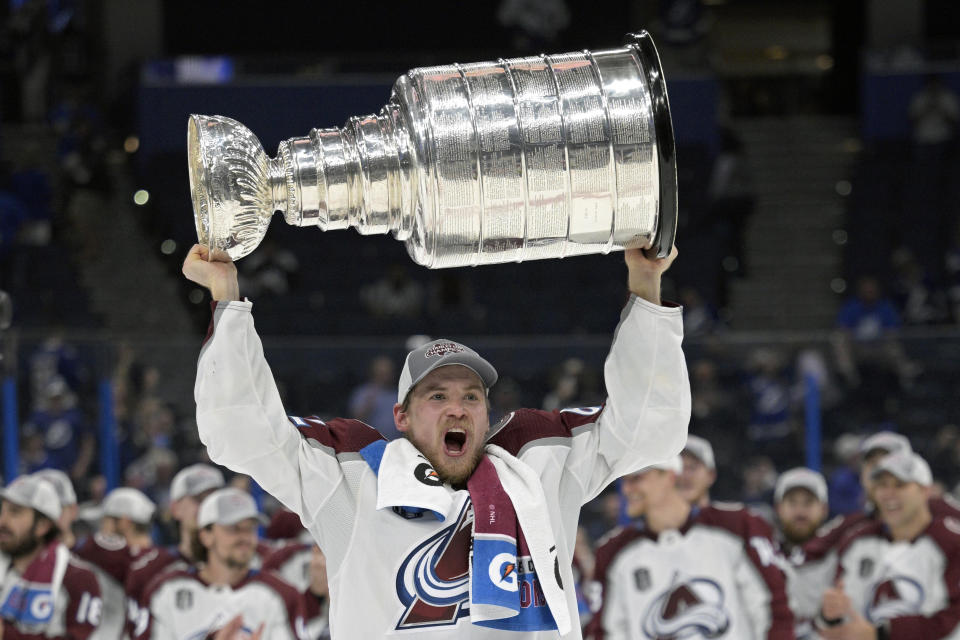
443 428 468 457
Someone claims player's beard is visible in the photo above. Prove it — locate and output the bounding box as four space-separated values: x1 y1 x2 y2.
780 518 817 545
0 527 41 559
434 443 486 486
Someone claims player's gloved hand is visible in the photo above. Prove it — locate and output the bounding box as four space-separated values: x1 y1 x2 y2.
183 244 240 301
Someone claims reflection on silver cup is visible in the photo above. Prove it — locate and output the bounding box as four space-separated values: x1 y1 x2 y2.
187 31 676 268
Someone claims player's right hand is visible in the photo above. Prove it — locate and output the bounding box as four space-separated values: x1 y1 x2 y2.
182 244 240 301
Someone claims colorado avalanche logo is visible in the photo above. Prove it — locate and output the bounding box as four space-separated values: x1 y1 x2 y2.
867 576 924 623
425 343 465 358
641 571 730 639
395 502 473 629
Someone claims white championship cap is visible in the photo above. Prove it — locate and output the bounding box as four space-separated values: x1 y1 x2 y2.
859 431 912 458
32 469 77 506
775 467 828 504
102 488 156 524
197 488 266 529
397 339 498 404
0 475 62 522
682 435 716 470
871 451 933 487
170 464 225 502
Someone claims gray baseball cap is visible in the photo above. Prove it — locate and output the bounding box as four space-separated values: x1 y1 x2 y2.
32 469 77 506
170 464 225 502
1 475 62 522
197 488 267 528
775 467 828 504
859 431 912 458
102 488 156 524
397 338 498 404
871 451 933 487
682 435 716 470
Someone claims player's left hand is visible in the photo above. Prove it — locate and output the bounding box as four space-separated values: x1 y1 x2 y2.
625 244 677 305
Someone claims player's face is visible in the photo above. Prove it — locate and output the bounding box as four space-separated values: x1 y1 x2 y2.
207 519 258 570
621 470 673 518
309 545 328 597
100 515 119 536
172 489 217 529
676 452 715 506
859 449 890 502
775 488 827 544
0 500 44 558
395 366 490 486
874 473 929 531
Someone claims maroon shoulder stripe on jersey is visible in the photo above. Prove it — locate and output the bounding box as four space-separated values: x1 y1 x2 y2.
290 416 386 454
486 406 604 457
584 526 646 640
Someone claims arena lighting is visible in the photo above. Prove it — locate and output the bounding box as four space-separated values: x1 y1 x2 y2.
134 190 150 205
831 278 847 294
835 180 852 196
832 230 848 246
815 54 834 71
765 45 789 61
124 136 140 153
161 239 177 255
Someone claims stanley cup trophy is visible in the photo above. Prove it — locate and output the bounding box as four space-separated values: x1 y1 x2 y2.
187 31 677 268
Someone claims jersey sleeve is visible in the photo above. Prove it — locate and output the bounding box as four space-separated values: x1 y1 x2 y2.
195 301 382 561
489 296 691 503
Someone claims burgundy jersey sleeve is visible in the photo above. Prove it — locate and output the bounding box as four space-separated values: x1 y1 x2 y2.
888 519 960 640
583 526 645 640
261 542 311 573
486 407 607 457
701 506 795 640
73 533 132 583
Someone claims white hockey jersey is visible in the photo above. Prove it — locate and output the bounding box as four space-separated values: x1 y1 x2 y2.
138 567 303 640
585 505 795 640
836 516 960 639
194 295 691 639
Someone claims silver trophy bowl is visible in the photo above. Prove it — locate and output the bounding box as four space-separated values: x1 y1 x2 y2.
187 31 677 267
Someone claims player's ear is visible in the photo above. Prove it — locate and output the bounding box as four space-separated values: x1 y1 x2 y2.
394 403 409 433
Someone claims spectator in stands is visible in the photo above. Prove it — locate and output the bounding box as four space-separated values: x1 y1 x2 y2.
945 226 960 324
708 126 755 278
909 74 959 157
23 375 95 482
744 348 794 466
890 246 948 325
741 455 777 521
930 424 960 491
542 357 601 411
348 355 400 439
833 276 919 389
28 332 87 412
678 285 719 336
818 452 958 639
827 433 865 517
359 263 424 319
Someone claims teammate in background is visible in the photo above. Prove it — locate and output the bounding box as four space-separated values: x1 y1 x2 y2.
138 488 303 640
75 487 156 640
677 434 717 507
814 432 960 553
31 469 79 549
819 452 960 639
773 468 832 639
586 457 794 640
123 463 225 624
184 241 690 638
0 475 103 639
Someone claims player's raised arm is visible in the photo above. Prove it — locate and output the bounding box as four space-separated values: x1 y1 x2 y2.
185 244 362 558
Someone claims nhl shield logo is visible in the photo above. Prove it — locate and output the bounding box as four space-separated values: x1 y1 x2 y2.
634 568 652 591
175 588 194 610
859 558 875 578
